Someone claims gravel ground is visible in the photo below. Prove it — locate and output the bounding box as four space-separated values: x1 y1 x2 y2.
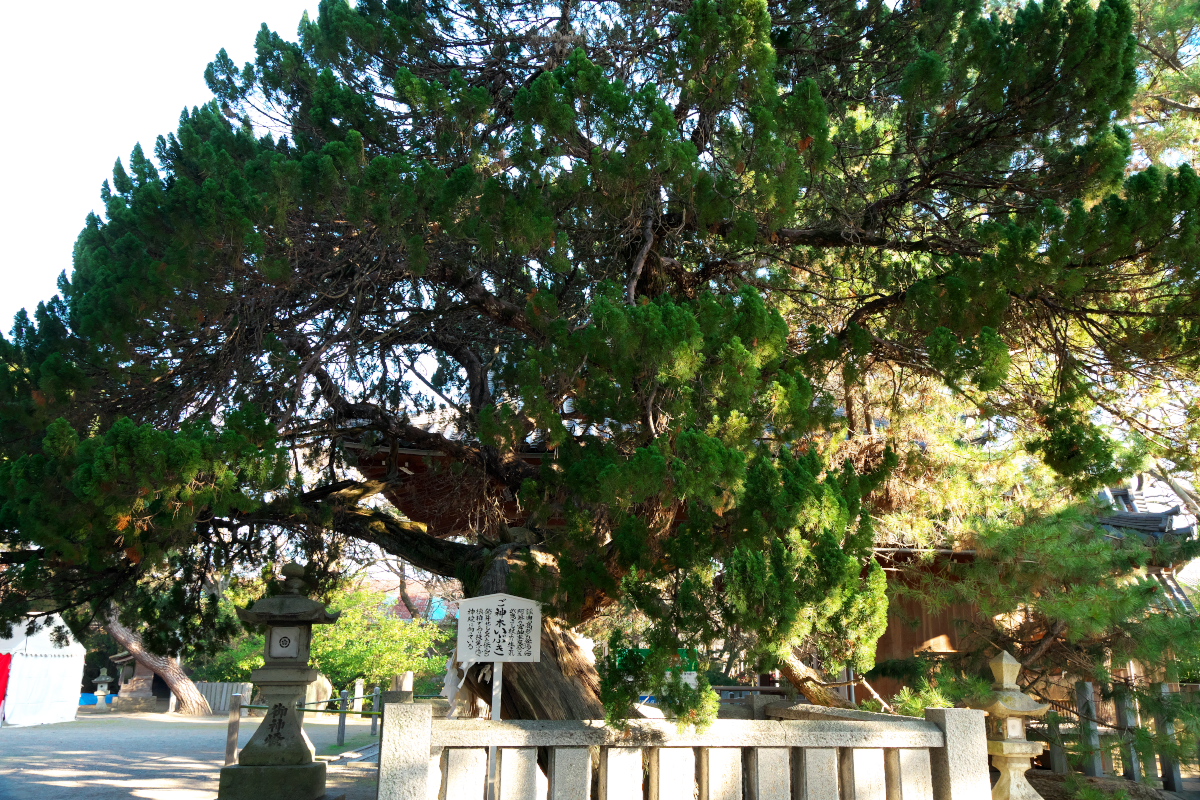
0 711 379 800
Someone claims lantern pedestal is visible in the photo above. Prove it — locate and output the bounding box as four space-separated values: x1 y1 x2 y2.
218 763 328 800
989 740 1047 800
218 564 339 800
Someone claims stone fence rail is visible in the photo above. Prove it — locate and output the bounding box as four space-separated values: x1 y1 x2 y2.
377 702 990 800
195 681 253 715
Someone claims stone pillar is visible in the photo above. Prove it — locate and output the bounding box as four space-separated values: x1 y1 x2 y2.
967 651 1050 800
1113 688 1142 782
1045 716 1070 774
218 563 340 800
1153 683 1183 792
1074 681 1104 777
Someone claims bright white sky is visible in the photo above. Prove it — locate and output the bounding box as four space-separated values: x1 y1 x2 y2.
0 0 319 335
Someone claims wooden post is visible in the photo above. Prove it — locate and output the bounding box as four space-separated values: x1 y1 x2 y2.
1075 681 1104 777
1113 689 1142 783
487 661 503 800
224 693 242 766
1154 683 1183 792
337 689 349 746
371 686 381 737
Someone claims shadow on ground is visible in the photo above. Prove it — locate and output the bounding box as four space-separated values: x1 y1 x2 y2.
0 712 378 800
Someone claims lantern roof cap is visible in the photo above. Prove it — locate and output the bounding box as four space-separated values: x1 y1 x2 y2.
237 563 340 625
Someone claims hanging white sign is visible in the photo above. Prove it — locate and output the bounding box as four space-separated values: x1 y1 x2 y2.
455 593 541 663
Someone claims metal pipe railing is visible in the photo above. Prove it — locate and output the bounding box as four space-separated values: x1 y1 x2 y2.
337 690 350 746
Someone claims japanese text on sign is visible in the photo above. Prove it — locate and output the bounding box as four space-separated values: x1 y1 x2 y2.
456 593 541 663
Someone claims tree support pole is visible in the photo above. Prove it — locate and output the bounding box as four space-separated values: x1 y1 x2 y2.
487 661 503 800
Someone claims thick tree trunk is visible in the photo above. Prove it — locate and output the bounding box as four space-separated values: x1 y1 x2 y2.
778 651 856 709
105 607 212 716
459 544 608 720
461 616 607 719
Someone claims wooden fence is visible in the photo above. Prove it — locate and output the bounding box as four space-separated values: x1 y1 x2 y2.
377 702 990 800
195 681 253 714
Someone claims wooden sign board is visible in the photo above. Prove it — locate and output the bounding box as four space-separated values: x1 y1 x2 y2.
456 593 541 663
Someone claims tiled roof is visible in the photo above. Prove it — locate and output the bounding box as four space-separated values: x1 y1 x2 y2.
1097 474 1198 541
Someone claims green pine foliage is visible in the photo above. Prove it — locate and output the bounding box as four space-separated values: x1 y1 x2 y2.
889 487 1200 762
4 0 1200 719
1126 0 1200 166
188 631 266 683
0 409 288 652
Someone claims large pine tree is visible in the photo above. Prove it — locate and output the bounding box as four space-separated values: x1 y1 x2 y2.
4 0 1200 720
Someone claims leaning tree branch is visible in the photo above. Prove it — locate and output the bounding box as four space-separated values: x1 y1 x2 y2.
769 226 983 257
225 479 486 578
1020 618 1068 668
284 329 537 491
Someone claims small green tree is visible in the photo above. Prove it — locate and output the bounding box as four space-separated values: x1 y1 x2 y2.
311 587 448 691
189 632 265 683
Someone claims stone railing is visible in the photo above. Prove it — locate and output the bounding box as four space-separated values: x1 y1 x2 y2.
378 702 990 800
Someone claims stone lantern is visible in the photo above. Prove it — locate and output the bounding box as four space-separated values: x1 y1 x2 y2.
92 668 113 711
968 651 1051 800
218 563 339 800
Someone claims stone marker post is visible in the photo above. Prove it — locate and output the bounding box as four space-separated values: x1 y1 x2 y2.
337 689 349 746
217 563 340 800
226 694 243 766
967 651 1050 800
